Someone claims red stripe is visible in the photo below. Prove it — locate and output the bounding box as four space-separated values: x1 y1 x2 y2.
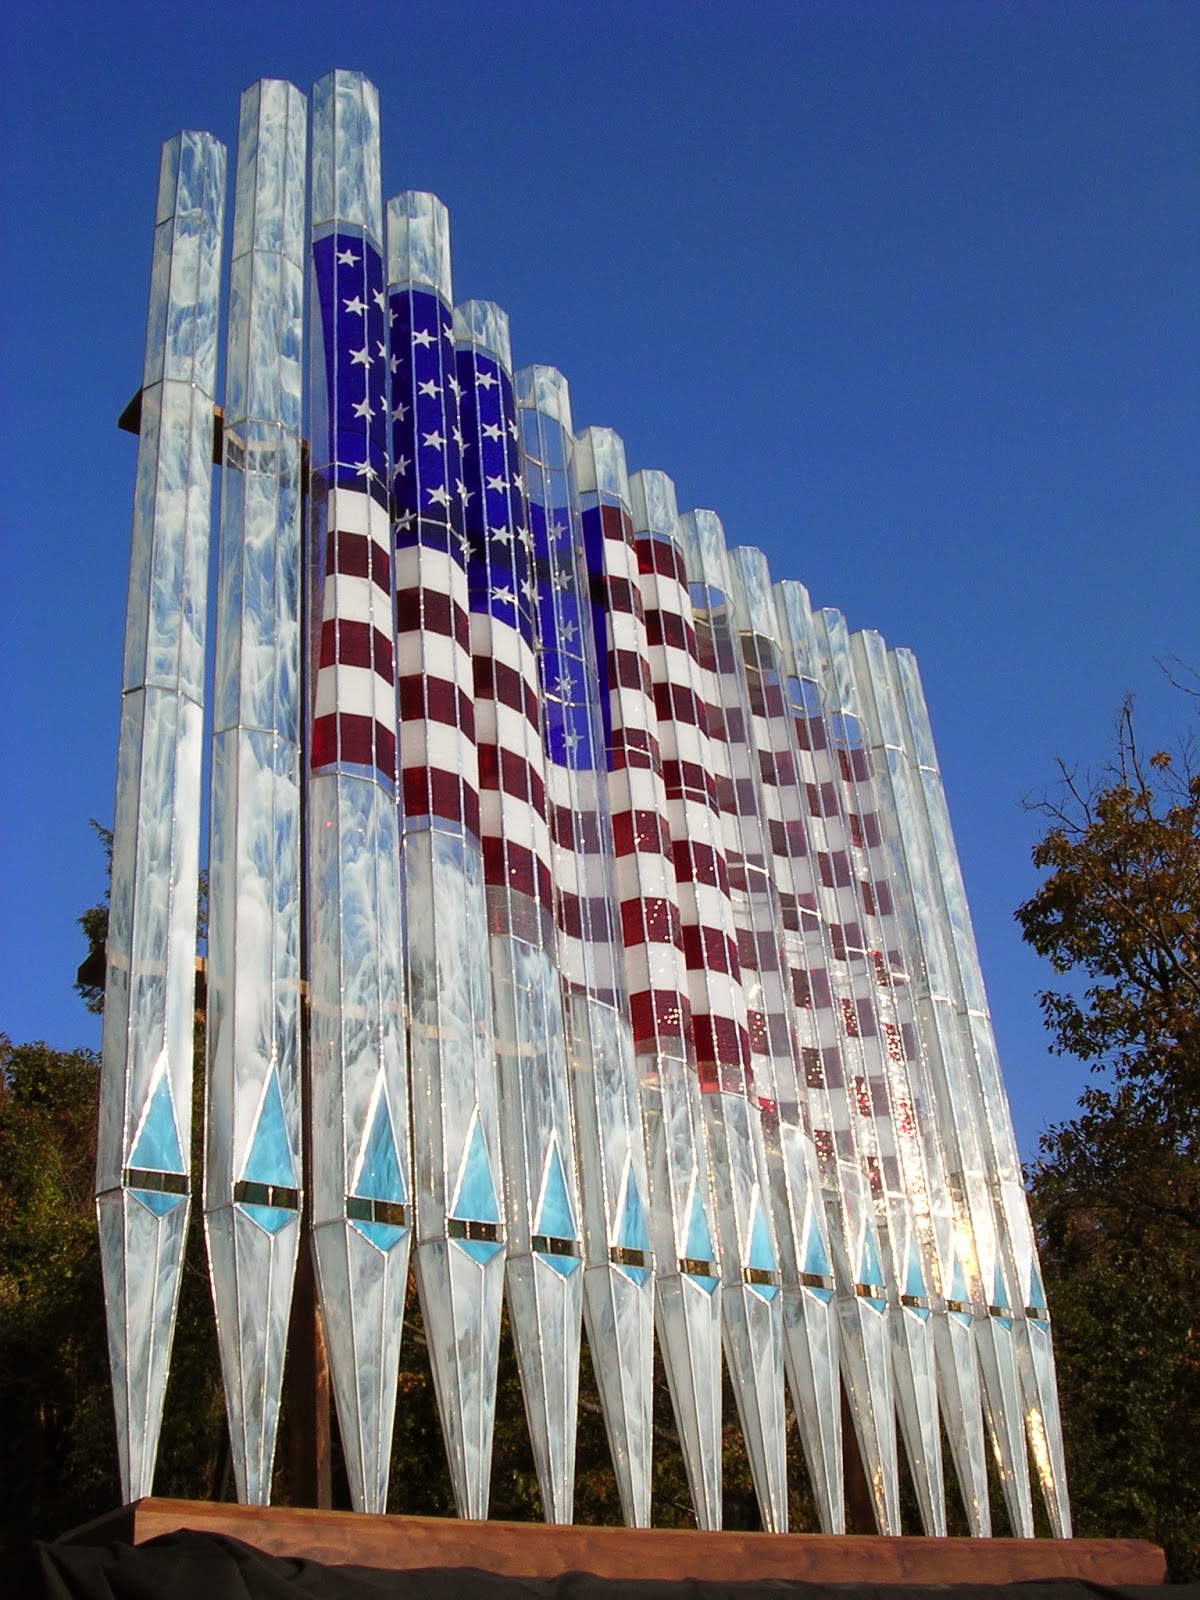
319 619 395 683
396 586 470 648
681 923 738 977
396 673 474 735
327 530 391 596
312 712 394 778
635 535 687 585
628 988 690 1048
600 503 628 542
611 807 670 857
653 679 706 731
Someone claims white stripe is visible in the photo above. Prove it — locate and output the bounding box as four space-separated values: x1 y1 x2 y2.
314 661 389 723
322 572 379 630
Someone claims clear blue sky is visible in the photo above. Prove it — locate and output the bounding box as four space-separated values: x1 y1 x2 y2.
1 0 1196 1163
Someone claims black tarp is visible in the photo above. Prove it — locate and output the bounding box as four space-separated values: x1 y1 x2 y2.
22 1532 1191 1600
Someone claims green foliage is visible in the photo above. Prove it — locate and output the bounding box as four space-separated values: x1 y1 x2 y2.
74 821 112 1016
1018 695 1200 1580
0 1036 116 1551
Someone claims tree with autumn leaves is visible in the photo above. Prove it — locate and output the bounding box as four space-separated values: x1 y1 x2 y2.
1018 694 1199 1579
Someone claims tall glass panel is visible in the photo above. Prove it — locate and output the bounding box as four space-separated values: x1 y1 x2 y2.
517 400 655 1530
886 644 1070 1537
808 604 951 1534
630 478 787 1532
455 307 581 1523
205 78 306 1508
98 129 226 1504
773 586 988 1533
693 534 844 1535
306 70 409 1515
850 627 1035 1536
387 193 504 1519
580 439 723 1531
762 581 903 1535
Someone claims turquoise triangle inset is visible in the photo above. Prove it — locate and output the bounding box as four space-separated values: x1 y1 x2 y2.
904 1235 929 1318
130 1067 184 1174
950 1251 968 1303
130 1187 186 1218
949 1249 971 1323
803 1207 831 1278
450 1113 503 1265
1028 1253 1046 1315
354 1219 407 1251
801 1208 834 1301
353 1088 406 1205
348 1085 407 1253
453 1115 500 1224
747 1192 779 1302
614 1162 651 1285
684 1181 717 1294
455 1237 503 1265
535 1141 575 1240
241 1203 295 1235
860 1225 886 1310
905 1237 925 1299
992 1259 1012 1327
535 1140 579 1278
244 1068 297 1189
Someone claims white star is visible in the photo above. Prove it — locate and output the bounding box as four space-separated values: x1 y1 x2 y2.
336 247 359 266
412 328 434 348
376 340 388 359
553 569 571 591
514 524 531 546
394 453 411 476
564 731 581 752
392 399 410 422
447 375 463 400
491 585 515 605
490 526 514 546
343 295 366 316
560 620 578 643
507 419 519 439
477 370 497 390
451 426 466 450
389 305 399 326
456 531 474 558
481 422 503 442
395 509 415 532
512 472 525 492
427 484 452 508
418 379 440 398
456 478 473 505
521 576 536 601
357 459 378 485
390 353 401 374
486 474 509 493
373 288 387 311
352 396 375 421
443 322 454 341
549 519 566 539
349 346 371 368
423 430 446 450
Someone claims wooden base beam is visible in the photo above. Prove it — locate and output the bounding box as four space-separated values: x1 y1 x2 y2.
58 1498 1166 1585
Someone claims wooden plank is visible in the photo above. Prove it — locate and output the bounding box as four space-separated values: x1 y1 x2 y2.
58 1498 1167 1585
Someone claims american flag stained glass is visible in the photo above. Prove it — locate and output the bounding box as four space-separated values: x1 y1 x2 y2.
97 69 1070 1541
